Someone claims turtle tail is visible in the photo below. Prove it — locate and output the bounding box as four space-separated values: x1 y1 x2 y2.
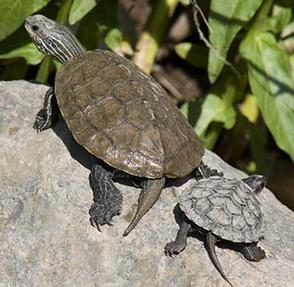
206 232 234 287
123 177 165 236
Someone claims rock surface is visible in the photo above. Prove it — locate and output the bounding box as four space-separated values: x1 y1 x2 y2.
0 80 293 287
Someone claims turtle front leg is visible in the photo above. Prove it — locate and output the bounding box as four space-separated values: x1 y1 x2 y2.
164 212 191 256
89 164 123 230
195 162 224 179
33 87 59 132
123 177 166 236
240 243 265 261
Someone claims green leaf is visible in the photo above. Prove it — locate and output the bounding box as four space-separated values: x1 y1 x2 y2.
180 100 202 129
239 94 259 123
179 0 190 6
281 21 294 53
95 0 126 52
68 0 97 25
195 94 236 136
240 31 294 160
281 20 294 39
76 9 98 50
0 0 50 41
175 42 208 69
289 54 294 79
208 0 262 83
265 5 292 34
104 28 123 51
0 27 44 65
182 64 245 146
0 42 43 65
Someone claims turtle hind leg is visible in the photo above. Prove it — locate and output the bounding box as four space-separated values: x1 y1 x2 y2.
89 164 123 230
240 243 265 261
206 232 234 287
123 177 165 236
165 207 191 256
34 87 59 132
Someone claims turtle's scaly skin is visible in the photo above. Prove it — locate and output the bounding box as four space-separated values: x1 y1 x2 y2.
55 50 204 179
180 176 265 243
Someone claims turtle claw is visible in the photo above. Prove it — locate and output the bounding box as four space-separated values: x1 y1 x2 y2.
106 219 113 226
89 217 101 231
164 240 186 256
164 249 174 258
33 109 52 132
88 202 120 231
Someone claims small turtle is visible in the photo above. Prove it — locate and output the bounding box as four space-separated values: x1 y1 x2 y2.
165 166 266 286
24 15 204 236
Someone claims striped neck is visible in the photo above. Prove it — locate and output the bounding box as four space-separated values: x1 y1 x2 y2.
36 27 86 64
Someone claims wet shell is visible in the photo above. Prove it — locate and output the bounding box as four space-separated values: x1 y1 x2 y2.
55 50 204 179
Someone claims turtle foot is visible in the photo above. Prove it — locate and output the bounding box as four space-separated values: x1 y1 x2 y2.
33 87 58 133
165 217 190 257
241 244 265 262
164 240 186 257
33 109 51 132
89 164 123 231
89 202 121 230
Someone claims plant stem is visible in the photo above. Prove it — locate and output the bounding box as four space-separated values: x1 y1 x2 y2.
205 122 222 150
56 0 73 24
133 0 179 73
36 56 51 83
251 0 274 32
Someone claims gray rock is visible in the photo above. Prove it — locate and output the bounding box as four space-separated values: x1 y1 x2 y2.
0 80 293 287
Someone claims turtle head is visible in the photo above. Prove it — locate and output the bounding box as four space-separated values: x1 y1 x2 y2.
25 14 85 63
242 175 266 194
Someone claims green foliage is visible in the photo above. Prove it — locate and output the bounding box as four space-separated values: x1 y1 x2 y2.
69 0 97 25
175 43 208 69
240 31 294 160
0 43 43 65
266 4 292 33
0 26 44 66
208 0 263 83
0 0 293 169
0 0 50 41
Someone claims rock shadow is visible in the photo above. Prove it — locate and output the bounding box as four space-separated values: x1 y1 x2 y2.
169 204 253 259
51 117 192 189
52 118 98 170
51 117 140 188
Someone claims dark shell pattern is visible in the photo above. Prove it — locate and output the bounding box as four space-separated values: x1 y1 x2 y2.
55 50 204 179
179 176 265 243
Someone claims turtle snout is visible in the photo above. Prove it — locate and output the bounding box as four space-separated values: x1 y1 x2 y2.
252 175 267 193
25 16 41 35
242 174 266 193
24 17 34 34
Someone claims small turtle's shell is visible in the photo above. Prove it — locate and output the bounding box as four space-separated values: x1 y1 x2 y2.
179 176 265 243
55 50 204 179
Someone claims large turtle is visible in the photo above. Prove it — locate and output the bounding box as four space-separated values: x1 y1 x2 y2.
24 15 204 236
165 166 266 286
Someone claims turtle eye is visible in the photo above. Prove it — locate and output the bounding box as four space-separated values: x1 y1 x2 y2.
32 25 39 31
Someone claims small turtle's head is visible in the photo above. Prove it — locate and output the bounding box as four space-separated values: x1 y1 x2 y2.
242 175 266 194
25 14 85 63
